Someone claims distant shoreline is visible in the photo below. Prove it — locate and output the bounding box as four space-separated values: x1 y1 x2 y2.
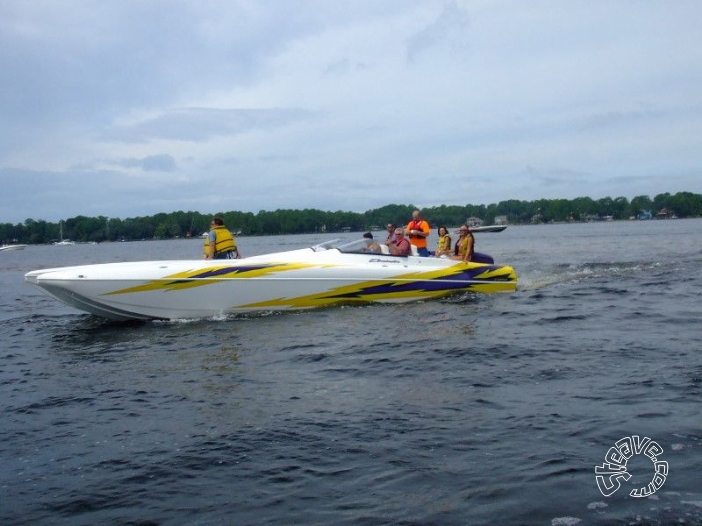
1 192 699 245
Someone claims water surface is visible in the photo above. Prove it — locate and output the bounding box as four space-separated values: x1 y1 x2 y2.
2 220 701 525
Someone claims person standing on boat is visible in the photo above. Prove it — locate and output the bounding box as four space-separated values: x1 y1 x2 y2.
434 226 452 257
386 228 411 256
451 225 474 262
406 209 431 257
204 217 241 259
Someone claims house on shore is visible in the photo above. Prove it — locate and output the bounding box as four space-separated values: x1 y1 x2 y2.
655 208 677 219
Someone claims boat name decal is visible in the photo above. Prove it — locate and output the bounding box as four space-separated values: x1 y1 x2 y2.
368 258 402 264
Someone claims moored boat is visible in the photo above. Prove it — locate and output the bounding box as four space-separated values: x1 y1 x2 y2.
25 237 517 321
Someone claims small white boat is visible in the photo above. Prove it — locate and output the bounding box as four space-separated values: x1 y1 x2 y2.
25 237 517 321
54 221 75 245
0 244 28 251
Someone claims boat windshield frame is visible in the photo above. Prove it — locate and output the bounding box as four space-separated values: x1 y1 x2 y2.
310 239 342 252
312 237 387 255
311 238 379 254
336 238 374 253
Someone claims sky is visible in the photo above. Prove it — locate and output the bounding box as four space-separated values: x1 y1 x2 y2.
1 0 701 223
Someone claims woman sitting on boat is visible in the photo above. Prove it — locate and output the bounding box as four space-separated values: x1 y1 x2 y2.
434 226 452 257
451 225 474 262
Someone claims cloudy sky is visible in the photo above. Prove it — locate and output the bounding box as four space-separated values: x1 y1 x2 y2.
1 0 701 223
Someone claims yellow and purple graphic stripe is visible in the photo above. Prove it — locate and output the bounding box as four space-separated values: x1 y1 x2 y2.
237 263 517 309
105 262 324 295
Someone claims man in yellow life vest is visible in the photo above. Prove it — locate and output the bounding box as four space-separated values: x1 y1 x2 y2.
204 217 241 259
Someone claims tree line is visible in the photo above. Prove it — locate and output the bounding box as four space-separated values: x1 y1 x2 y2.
1 191 700 245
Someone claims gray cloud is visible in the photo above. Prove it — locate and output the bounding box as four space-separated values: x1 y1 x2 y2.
0 1 700 223
142 155 177 172
576 108 662 132
322 58 372 76
406 1 471 63
0 166 200 222
112 154 177 172
0 2 334 127
101 107 318 143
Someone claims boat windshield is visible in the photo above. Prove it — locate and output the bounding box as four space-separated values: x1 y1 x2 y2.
311 238 377 254
311 239 342 252
336 238 373 253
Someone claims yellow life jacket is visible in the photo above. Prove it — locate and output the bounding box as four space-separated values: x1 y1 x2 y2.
455 234 474 259
204 226 237 256
436 234 452 252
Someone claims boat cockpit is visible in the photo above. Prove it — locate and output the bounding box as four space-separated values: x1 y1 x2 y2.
311 238 416 256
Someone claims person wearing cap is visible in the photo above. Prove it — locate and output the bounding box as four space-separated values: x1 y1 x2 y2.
451 225 474 262
362 232 382 253
386 228 411 256
406 209 431 257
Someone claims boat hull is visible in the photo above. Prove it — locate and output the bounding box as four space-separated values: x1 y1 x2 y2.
0 244 28 251
25 247 517 321
470 225 507 233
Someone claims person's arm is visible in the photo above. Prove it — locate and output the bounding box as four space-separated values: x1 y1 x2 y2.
408 221 429 238
462 236 474 262
419 221 430 238
207 232 216 259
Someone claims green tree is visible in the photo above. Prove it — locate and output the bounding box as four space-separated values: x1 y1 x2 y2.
630 195 653 217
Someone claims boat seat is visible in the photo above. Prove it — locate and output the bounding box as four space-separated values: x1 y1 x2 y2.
379 244 390 255
410 245 418 256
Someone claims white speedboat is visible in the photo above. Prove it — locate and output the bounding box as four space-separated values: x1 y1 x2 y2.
0 244 28 251
25 238 517 321
469 225 507 233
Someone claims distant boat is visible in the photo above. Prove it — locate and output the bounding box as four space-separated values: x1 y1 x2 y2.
0 244 27 251
54 221 75 245
468 225 508 233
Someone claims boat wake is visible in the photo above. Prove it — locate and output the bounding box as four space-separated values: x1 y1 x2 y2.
515 259 669 292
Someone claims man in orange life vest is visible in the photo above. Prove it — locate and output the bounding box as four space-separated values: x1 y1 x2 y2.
406 209 431 257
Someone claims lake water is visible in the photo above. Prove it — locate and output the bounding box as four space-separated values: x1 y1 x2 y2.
2 220 701 525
